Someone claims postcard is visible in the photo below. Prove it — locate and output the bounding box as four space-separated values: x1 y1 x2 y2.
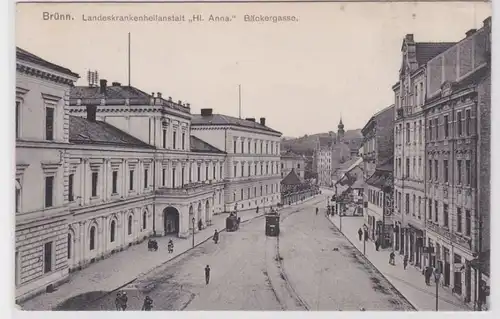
13 0 491 313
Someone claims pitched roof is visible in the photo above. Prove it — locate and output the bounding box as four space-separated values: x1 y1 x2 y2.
69 116 155 149
191 114 281 135
366 169 393 189
16 47 79 78
376 156 394 172
415 42 456 66
190 136 225 154
281 169 302 185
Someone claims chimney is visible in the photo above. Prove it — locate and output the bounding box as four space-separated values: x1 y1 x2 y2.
178 100 182 105
260 117 266 126
245 118 255 122
186 103 191 108
466 29 477 37
157 92 162 99
99 79 107 94
168 96 172 101
405 34 414 42
483 17 492 28
201 108 213 116
86 105 97 122
151 92 155 97
111 82 121 86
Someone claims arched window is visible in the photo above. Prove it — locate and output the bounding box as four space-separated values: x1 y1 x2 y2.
142 211 147 230
128 215 132 235
67 233 72 259
110 220 116 242
89 226 96 250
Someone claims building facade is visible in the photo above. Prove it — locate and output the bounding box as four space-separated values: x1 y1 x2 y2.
392 35 456 268
423 19 491 305
361 104 395 181
15 48 79 301
191 110 282 212
69 81 226 240
280 150 305 180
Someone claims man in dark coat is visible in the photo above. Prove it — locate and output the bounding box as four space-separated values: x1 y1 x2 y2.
205 265 211 284
358 228 363 241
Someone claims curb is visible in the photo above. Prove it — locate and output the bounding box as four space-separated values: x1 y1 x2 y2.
324 214 418 311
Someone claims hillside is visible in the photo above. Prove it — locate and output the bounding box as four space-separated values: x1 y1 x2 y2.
281 129 363 155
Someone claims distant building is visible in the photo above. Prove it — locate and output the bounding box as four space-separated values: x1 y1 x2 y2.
361 104 395 181
280 150 305 180
191 110 282 212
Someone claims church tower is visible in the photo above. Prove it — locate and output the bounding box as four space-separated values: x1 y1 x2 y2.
337 116 345 142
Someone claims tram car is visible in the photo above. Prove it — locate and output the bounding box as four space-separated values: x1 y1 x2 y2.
225 213 240 232
265 212 280 237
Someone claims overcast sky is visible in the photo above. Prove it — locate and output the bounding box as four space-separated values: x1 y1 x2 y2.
16 2 490 137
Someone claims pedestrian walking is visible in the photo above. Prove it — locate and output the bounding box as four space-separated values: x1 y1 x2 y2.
115 292 122 310
213 230 219 244
120 291 128 310
403 255 409 270
375 238 380 251
256 206 259 214
142 296 153 311
358 228 363 241
205 265 211 285
316 207 319 215
389 251 395 265
424 266 433 285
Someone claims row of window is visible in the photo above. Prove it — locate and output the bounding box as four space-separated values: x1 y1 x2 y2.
161 128 187 150
232 138 279 155
395 109 473 145
395 82 425 110
427 200 472 236
233 162 279 178
394 191 472 236
428 109 473 140
395 157 472 186
233 184 279 202
161 163 223 188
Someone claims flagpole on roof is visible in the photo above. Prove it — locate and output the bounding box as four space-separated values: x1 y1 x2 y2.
238 84 242 119
128 32 131 87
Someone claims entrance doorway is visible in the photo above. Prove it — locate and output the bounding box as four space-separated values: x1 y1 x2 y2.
163 207 180 236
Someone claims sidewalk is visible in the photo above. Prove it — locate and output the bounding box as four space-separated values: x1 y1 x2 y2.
21 195 323 310
326 212 472 311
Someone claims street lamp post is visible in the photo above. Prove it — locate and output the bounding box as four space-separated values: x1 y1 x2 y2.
192 217 195 248
434 270 441 311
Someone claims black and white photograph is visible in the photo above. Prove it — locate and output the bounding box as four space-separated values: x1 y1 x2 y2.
9 0 493 313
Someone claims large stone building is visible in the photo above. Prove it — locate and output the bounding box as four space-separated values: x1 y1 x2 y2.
15 48 282 302
15 48 80 302
69 81 227 240
191 110 282 213
392 34 456 269
422 18 490 305
280 150 305 180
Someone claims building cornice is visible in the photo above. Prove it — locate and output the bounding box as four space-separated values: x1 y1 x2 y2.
17 61 77 86
191 124 282 137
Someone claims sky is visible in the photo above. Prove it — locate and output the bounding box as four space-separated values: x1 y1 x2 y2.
16 1 491 137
